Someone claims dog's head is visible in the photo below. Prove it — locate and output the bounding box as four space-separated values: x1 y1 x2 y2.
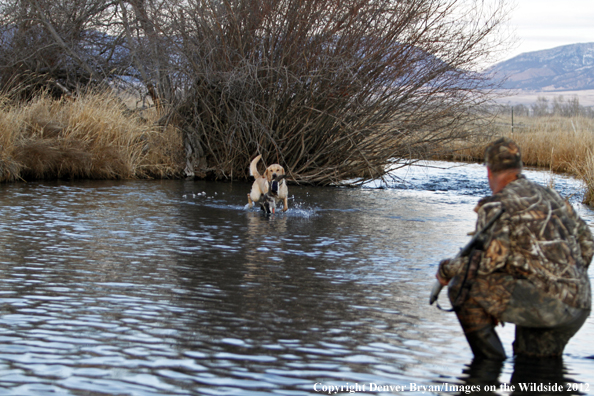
264 164 285 183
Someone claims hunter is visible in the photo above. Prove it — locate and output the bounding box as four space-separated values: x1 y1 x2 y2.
435 137 593 360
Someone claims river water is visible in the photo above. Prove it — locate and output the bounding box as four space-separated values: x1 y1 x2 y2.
0 161 592 395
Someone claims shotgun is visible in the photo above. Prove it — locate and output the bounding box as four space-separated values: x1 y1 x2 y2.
429 207 505 307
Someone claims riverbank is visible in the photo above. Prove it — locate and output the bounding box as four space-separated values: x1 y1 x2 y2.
0 92 184 182
438 115 594 205
1 93 593 205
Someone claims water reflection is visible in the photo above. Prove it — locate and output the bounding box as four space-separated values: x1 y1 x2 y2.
0 163 590 395
459 359 504 395
459 356 585 396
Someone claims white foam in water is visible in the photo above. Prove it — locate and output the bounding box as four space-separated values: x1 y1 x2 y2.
364 160 586 204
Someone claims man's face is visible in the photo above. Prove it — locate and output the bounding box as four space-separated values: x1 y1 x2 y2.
487 167 496 193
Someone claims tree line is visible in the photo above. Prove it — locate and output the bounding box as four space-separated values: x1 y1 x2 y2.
504 96 594 118
0 0 510 185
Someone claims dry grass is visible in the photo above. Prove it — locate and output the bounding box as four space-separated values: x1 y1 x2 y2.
0 91 184 182
439 115 594 205
581 153 594 205
6 91 594 207
508 116 594 175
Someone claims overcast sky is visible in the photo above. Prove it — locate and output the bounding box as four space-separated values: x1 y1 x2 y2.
501 0 594 60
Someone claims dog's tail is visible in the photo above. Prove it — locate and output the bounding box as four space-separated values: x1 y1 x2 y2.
249 154 262 179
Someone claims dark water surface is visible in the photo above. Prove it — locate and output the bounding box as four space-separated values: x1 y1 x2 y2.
0 161 593 395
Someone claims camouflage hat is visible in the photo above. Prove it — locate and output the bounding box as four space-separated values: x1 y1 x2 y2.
484 137 522 173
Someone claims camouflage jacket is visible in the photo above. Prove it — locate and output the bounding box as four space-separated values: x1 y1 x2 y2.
439 175 593 310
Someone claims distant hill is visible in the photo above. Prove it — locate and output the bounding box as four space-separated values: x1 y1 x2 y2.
488 42 594 91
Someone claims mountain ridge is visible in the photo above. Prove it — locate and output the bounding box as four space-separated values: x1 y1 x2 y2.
488 42 594 91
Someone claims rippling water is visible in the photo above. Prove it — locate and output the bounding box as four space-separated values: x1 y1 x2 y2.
0 161 592 395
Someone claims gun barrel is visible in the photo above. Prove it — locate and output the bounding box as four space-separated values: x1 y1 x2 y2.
429 280 444 305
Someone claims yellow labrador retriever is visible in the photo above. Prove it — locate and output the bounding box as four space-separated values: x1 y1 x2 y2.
247 154 289 212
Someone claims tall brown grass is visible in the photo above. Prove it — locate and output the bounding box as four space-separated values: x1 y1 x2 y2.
0 91 184 182
6 91 594 207
440 115 594 205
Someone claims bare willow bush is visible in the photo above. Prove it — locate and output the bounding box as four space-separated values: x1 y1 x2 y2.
0 0 174 103
170 0 509 184
0 0 510 185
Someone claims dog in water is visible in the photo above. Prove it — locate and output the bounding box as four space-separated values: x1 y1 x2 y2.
247 154 289 213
